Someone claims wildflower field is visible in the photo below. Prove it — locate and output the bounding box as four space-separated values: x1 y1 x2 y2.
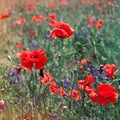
0 0 120 119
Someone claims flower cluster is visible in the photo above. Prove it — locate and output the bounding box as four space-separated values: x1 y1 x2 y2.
78 75 118 106
87 17 104 30
16 53 118 105
78 59 119 106
32 15 46 23
39 69 118 104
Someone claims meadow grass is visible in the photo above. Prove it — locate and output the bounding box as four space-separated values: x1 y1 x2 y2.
0 0 120 120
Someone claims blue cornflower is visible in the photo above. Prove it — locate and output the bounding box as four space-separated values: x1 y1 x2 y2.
78 27 91 39
29 41 39 50
105 74 110 81
43 33 53 42
97 31 102 36
51 114 60 120
62 75 67 80
63 81 69 89
109 16 114 22
7 71 21 85
57 16 63 21
34 98 40 104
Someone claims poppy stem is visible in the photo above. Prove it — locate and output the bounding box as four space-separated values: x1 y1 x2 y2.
81 91 85 108
39 69 44 77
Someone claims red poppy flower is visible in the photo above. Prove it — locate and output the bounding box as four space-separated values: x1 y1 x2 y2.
85 86 93 94
60 0 67 5
0 100 5 110
80 59 91 66
98 19 104 25
24 3 30 7
39 72 54 85
89 84 118 106
95 2 100 7
88 23 94 27
109 1 116 6
84 75 94 88
69 90 82 101
81 0 93 5
49 4 56 9
103 64 117 73
5 7 11 12
87 17 94 23
48 13 56 20
50 28 70 38
30 31 35 37
17 49 47 70
32 16 39 23
28 4 35 11
79 58 91 71
87 17 96 27
106 72 115 78
103 3 107 9
89 89 97 103
38 15 46 21
96 23 102 30
78 75 94 94
78 80 85 89
50 22 74 39
103 64 117 78
16 18 26 26
16 44 23 49
50 82 59 94
58 87 66 96
24 3 35 12
0 14 9 20
48 19 57 28
49 82 66 96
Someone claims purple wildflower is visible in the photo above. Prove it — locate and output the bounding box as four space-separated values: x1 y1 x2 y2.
78 27 91 39
68 77 73 81
43 33 52 42
34 98 40 104
63 81 69 89
97 31 102 36
7 71 21 85
109 16 114 22
62 75 67 80
57 16 63 21
29 41 39 50
43 33 50 39
105 74 110 81
51 114 60 120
